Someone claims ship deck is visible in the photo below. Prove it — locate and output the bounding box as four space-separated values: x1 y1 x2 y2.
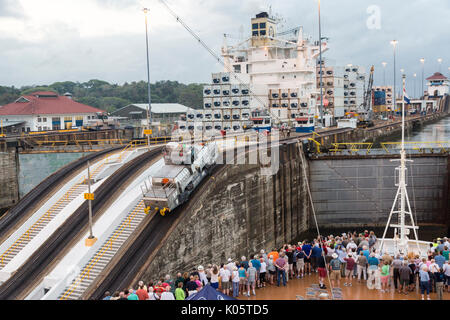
238 273 450 301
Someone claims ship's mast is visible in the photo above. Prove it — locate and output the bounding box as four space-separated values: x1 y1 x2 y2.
379 74 421 256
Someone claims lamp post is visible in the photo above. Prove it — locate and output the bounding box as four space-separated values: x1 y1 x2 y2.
87 162 93 239
390 40 398 116
382 62 387 87
143 8 152 149
318 0 324 128
437 58 443 72
420 58 425 99
413 73 417 99
85 161 97 247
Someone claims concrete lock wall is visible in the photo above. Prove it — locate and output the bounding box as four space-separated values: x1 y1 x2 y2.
141 142 310 280
0 151 19 212
309 155 448 229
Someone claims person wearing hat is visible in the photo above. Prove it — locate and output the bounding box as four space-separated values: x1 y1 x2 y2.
226 258 235 276
344 253 355 287
443 237 449 250
328 253 341 288
295 247 305 279
240 256 249 270
367 253 380 290
260 249 268 265
231 266 240 297
198 265 209 286
219 265 231 296
250 255 261 287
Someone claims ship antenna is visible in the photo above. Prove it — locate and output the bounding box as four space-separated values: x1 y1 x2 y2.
379 74 422 257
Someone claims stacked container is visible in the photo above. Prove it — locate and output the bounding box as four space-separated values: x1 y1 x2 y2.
316 65 346 122
202 72 251 133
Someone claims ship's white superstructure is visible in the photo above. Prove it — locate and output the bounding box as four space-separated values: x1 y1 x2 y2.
185 12 329 134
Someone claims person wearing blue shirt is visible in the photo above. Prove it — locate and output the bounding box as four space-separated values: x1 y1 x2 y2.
240 256 249 270
419 267 431 300
302 242 312 275
311 244 322 273
362 247 370 262
368 256 379 268
250 256 261 271
366 254 379 290
250 255 261 288
336 247 347 277
435 252 446 269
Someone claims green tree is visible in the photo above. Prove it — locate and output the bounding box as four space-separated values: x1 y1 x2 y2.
0 79 206 112
21 86 57 95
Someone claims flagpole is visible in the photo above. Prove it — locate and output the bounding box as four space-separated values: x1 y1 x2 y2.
402 74 405 152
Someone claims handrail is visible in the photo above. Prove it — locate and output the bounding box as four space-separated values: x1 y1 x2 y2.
330 143 373 155
34 139 127 146
308 138 322 154
59 200 145 300
381 141 449 154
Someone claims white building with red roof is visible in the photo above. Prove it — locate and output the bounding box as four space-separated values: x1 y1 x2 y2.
0 91 104 132
426 72 449 97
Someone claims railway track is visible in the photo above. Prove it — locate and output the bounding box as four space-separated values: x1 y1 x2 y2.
2 130 359 299
0 146 123 243
86 163 226 300
87 134 355 298
86 142 274 299
0 147 163 300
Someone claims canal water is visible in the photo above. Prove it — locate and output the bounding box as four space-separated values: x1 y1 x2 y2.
401 116 450 145
18 152 88 197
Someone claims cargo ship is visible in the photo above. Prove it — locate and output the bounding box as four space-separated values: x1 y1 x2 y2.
178 12 329 134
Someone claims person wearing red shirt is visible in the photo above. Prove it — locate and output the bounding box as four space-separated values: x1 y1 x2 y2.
136 284 149 300
153 281 165 298
344 253 356 287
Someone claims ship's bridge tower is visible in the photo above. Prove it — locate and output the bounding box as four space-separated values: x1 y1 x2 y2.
251 12 277 47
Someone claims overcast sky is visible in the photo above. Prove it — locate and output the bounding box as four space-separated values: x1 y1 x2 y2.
0 0 449 93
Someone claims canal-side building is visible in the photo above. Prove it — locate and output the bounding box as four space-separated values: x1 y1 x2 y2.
112 103 194 127
0 91 104 132
426 72 449 97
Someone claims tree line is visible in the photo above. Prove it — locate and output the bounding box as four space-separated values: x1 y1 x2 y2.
0 80 205 113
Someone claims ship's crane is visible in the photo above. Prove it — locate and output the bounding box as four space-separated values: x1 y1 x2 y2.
357 65 375 128
277 26 301 37
158 0 284 126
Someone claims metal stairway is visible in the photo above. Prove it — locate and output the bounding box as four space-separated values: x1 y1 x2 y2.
58 200 147 300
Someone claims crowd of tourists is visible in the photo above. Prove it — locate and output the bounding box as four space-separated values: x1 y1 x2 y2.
101 231 450 301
